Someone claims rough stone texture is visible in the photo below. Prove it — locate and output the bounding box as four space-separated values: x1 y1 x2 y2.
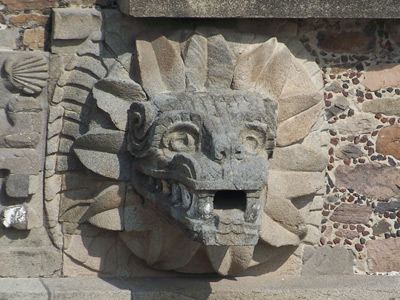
330 204 372 225
363 97 400 116
333 113 379 135
53 8 103 41
335 144 364 159
118 0 400 18
1 0 56 11
372 220 391 236
374 202 400 214
376 126 400 160
367 238 400 272
23 27 45 50
302 246 354 275
335 164 400 199
317 30 375 54
362 63 400 91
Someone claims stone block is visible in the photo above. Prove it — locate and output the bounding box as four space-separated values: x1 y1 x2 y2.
53 8 102 41
376 126 400 160
1 0 56 11
362 63 400 91
302 246 354 275
367 238 400 272
5 174 30 198
0 279 47 300
330 204 372 225
363 97 400 116
118 0 400 18
23 27 45 50
335 163 400 199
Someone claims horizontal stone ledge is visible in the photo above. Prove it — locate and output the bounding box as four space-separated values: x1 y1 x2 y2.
117 0 400 18
3 275 400 300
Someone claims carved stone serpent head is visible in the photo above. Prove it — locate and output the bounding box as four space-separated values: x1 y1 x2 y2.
128 91 277 245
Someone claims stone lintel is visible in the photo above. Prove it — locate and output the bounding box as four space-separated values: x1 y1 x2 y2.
118 0 400 18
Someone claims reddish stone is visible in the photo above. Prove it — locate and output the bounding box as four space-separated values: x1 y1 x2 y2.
365 93 373 99
320 237 326 245
9 14 49 26
330 204 372 225
357 225 365 233
327 241 333 245
335 230 359 240
352 78 360 84
362 231 370 236
344 158 351 165
323 203 329 210
325 100 332 107
342 90 349 97
327 92 333 99
363 63 400 91
321 225 327 233
333 237 341 245
372 130 378 136
375 113 382 119
350 225 356 230
329 74 336 79
328 148 334 155
357 97 364 103
335 163 400 199
322 210 330 216
344 239 352 245
367 141 374 146
358 158 366 163
381 117 388 123
333 223 340 228
330 204 336 210
376 125 400 160
330 138 339 146
390 118 396 125
355 244 363 252
367 237 400 272
329 156 334 163
327 165 334 171
348 195 355 202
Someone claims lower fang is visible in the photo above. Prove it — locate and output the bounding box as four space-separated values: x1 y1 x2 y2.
179 184 192 209
161 180 170 194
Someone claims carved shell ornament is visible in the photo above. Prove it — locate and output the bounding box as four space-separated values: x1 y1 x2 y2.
72 28 326 275
4 53 48 95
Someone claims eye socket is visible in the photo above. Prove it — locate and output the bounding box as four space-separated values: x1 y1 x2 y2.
162 123 199 157
240 123 268 155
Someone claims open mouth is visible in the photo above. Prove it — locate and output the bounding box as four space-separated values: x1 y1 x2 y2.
133 169 262 223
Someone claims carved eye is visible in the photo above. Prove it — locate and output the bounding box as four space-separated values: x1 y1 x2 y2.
240 124 268 155
162 123 199 157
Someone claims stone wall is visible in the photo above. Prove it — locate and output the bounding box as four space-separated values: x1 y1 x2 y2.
0 2 400 277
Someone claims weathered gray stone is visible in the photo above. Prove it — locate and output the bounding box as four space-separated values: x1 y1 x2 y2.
333 113 379 135
363 97 400 116
367 237 400 272
330 204 372 225
302 246 354 275
0 279 47 300
335 163 400 199
335 144 364 159
372 219 391 236
0 28 19 49
325 95 349 119
374 202 400 214
118 0 400 18
5 174 30 198
53 8 102 41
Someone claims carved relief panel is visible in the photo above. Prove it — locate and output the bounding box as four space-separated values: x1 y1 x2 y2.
47 9 327 276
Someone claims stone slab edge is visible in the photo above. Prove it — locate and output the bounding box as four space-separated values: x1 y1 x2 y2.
2 276 400 300
118 0 400 18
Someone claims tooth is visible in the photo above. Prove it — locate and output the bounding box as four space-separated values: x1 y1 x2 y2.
161 180 170 194
171 184 181 206
179 184 192 209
